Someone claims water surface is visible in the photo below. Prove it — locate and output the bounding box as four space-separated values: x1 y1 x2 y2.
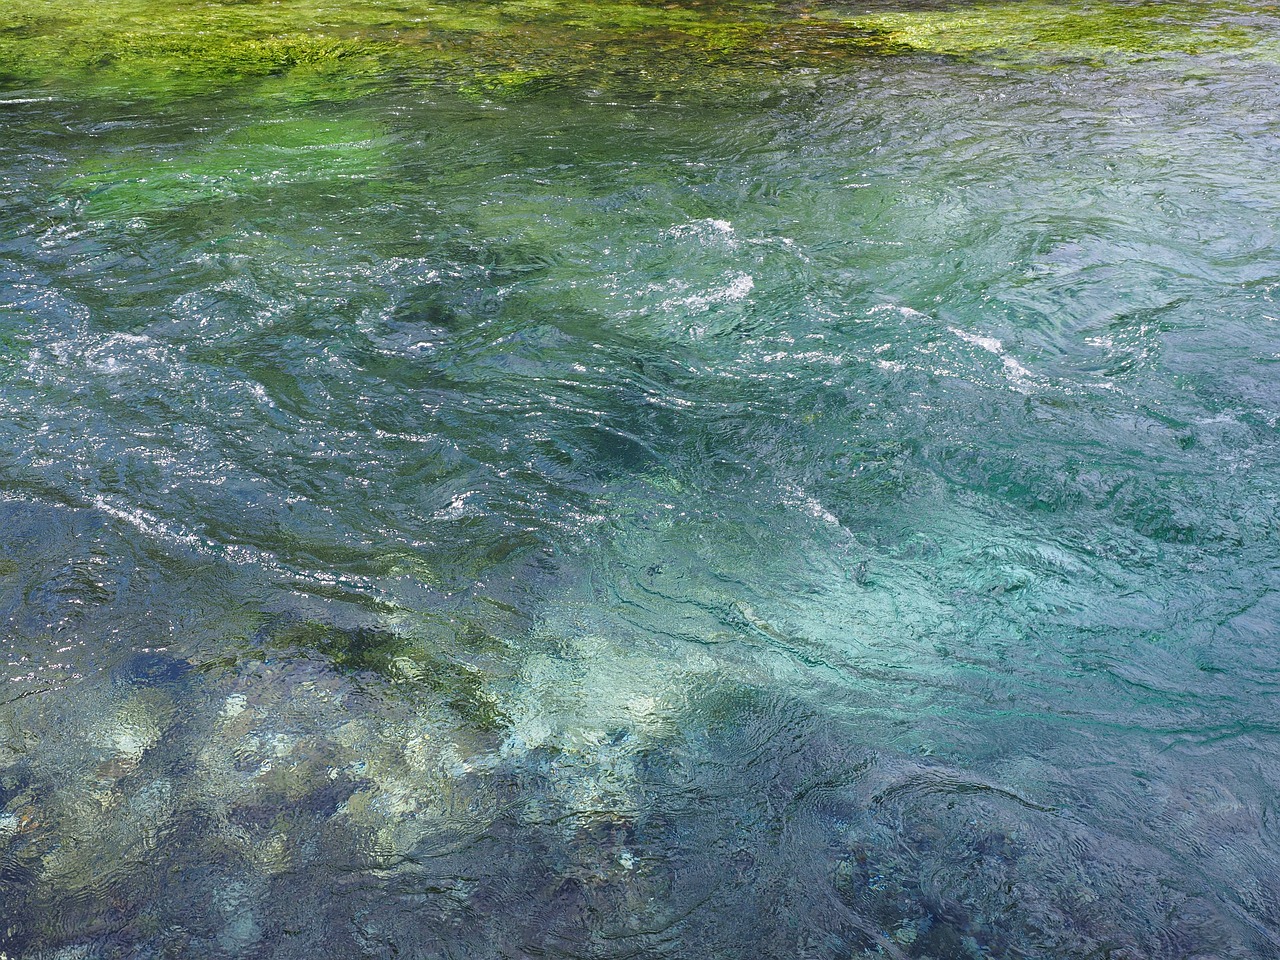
3 2 1280 957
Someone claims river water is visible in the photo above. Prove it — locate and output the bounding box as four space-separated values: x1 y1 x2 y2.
3 1 1280 957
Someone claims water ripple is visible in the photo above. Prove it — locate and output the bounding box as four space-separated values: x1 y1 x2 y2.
2 40 1280 960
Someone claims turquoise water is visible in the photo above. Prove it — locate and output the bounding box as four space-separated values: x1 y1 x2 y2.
3 8 1280 957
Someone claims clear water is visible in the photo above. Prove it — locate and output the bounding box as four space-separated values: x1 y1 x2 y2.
3 5 1280 957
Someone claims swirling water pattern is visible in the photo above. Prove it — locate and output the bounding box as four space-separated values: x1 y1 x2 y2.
3 18 1280 960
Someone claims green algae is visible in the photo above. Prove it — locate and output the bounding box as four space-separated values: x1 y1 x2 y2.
836 0 1264 65
4 0 1273 104
0 0 776 101
269 620 507 730
56 113 392 219
0 16 385 100
457 68 564 102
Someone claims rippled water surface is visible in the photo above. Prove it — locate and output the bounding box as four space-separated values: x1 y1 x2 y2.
4 2 1280 956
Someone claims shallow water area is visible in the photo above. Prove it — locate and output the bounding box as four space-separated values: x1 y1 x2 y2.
3 1 1280 957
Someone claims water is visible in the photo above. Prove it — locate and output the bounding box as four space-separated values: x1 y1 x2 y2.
3 2 1280 956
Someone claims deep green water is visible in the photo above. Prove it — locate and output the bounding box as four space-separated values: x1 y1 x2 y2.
3 1 1280 957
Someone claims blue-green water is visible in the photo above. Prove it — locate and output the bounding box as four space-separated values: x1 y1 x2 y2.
3 7 1280 957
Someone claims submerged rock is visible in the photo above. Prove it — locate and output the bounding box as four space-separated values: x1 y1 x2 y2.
111 650 192 689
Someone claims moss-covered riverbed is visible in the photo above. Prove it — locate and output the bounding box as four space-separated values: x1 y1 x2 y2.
2 0 1276 101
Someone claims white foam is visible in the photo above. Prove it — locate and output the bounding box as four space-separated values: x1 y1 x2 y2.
950 325 1038 390
662 272 755 317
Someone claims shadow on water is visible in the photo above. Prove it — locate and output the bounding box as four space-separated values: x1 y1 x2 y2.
1 545 1276 959
1 400 1275 943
